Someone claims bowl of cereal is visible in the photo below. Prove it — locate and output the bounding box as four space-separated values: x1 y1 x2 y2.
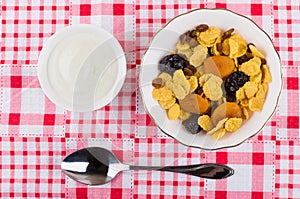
139 8 282 150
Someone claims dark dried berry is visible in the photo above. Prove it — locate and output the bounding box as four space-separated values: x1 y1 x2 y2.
261 58 267 65
194 86 203 95
179 33 187 43
159 54 188 74
196 24 209 32
207 47 214 56
225 71 249 93
226 91 236 102
182 114 202 134
237 54 253 65
183 67 194 76
189 29 198 38
152 78 163 88
216 42 223 52
222 28 234 40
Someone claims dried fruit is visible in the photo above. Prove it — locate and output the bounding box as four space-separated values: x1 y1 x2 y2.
211 102 242 125
159 54 188 74
152 78 163 88
203 56 235 78
225 71 249 92
182 114 202 134
179 94 209 114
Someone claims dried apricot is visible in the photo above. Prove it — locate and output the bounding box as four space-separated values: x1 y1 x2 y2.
179 94 209 114
211 102 242 125
203 56 235 78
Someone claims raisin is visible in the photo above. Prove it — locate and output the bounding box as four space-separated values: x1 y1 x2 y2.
225 71 249 93
261 58 267 65
194 86 203 95
189 29 198 38
159 54 188 74
237 54 253 65
189 38 199 48
196 24 209 32
225 91 236 102
216 42 223 52
222 28 234 40
152 78 163 88
182 114 203 134
183 67 194 76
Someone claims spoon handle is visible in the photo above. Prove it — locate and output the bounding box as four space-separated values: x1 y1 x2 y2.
129 163 233 179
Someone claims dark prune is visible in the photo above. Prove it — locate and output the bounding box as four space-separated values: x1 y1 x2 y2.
196 24 209 32
225 71 249 93
182 114 203 134
159 54 188 74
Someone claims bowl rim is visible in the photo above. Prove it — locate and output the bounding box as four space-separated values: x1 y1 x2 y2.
38 24 127 112
139 8 283 151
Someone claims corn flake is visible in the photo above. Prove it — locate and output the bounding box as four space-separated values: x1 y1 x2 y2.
173 70 191 94
249 84 266 111
152 87 174 101
249 44 265 58
203 78 223 101
167 103 181 120
222 39 230 55
262 64 272 83
188 76 198 93
176 41 190 51
236 87 246 100
179 110 191 120
207 118 228 135
165 81 186 100
212 128 226 140
158 98 176 109
189 50 206 67
158 72 172 84
225 118 243 132
198 115 211 131
229 34 248 58
197 27 221 47
250 71 262 84
243 82 259 99
239 56 261 76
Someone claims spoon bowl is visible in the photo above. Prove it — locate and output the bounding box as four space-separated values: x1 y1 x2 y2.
61 147 234 185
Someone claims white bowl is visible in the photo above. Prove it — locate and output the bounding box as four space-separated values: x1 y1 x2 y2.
38 24 126 112
140 9 282 150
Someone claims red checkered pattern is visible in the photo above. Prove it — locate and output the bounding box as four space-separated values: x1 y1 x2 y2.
66 138 134 199
205 141 275 198
0 137 65 198
1 0 70 65
133 138 206 199
0 65 66 136
1 0 300 198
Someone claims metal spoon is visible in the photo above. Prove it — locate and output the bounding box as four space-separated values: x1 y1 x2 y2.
61 147 234 185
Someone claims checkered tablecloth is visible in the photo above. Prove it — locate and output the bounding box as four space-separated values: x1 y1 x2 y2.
0 0 299 198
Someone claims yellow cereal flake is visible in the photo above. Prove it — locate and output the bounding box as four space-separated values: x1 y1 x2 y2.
262 65 272 83
198 115 211 131
207 118 228 135
203 78 223 101
225 118 243 132
250 71 262 84
152 87 174 101
249 44 265 58
239 56 261 76
177 49 193 59
243 82 259 99
199 73 223 87
158 98 176 109
179 110 191 120
240 99 250 107
188 76 198 93
197 27 221 46
158 72 172 84
176 41 190 51
229 34 248 58
242 107 250 120
173 70 191 94
262 83 268 93
222 39 230 56
167 103 181 120
189 50 207 67
249 85 266 111
212 128 226 140
236 87 246 100
165 81 186 100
